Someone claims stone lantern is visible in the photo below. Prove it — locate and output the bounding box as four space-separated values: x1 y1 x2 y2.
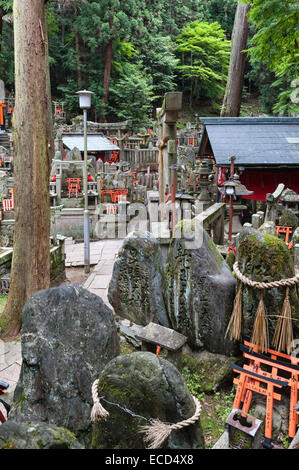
196 158 215 210
219 173 253 243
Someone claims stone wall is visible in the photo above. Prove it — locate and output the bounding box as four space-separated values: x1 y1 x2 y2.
0 240 66 290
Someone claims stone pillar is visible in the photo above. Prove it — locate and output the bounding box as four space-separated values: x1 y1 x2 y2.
265 183 285 222
56 162 62 199
295 244 299 275
252 213 261 229
0 80 5 101
156 92 182 206
257 211 265 224
118 138 125 161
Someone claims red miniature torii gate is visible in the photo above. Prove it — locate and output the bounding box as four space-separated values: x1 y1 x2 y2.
0 101 6 126
228 338 299 448
3 188 14 212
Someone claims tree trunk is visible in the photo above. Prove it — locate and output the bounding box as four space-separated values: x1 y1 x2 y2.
103 18 114 110
0 7 3 78
0 7 3 53
220 2 250 117
75 32 82 88
1 0 52 339
73 6 82 89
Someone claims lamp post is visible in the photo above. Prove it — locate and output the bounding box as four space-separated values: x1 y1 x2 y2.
76 89 94 273
225 182 236 243
219 167 253 244
227 156 236 243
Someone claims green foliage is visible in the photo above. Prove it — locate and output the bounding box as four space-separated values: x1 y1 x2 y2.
175 21 231 106
245 0 299 115
0 1 13 87
109 62 157 127
0 22 13 87
196 0 238 38
0 0 12 12
245 61 278 114
5 0 296 121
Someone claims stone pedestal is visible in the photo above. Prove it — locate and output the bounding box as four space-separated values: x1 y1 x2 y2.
136 322 187 371
225 204 247 237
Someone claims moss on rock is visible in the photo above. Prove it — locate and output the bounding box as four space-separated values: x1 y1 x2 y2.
237 227 299 341
92 352 205 449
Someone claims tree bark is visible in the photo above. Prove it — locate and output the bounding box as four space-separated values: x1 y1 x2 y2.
1 0 52 338
73 5 82 89
220 2 251 117
0 7 3 53
103 18 114 110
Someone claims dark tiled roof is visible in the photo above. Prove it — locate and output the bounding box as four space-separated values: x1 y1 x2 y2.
62 133 119 152
200 117 299 167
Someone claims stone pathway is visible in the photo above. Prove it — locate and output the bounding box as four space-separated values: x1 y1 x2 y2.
0 340 22 404
0 238 124 401
65 239 121 267
82 239 123 306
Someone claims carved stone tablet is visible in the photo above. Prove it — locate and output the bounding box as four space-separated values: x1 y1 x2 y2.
136 322 187 351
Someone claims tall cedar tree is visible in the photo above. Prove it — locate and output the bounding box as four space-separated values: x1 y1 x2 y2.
1 0 53 338
221 1 250 116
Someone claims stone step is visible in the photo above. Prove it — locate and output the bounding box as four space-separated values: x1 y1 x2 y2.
0 133 10 149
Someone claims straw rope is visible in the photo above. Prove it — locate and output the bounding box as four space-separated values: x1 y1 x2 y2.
141 395 202 449
233 262 299 289
227 262 299 354
91 379 109 422
91 379 202 449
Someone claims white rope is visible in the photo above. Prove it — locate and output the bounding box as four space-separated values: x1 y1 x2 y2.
90 380 202 448
91 379 109 422
233 262 299 289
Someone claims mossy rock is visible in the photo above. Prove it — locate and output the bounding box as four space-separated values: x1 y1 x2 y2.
181 351 237 394
91 352 205 449
165 224 236 354
226 250 236 271
278 208 298 229
292 227 299 246
0 421 84 449
108 231 169 327
237 227 299 341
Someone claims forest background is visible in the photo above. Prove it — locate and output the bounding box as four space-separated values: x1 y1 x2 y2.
0 0 298 128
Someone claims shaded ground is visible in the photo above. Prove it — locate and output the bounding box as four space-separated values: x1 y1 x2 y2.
62 267 90 287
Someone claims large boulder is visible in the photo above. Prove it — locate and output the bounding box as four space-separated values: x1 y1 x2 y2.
10 285 120 446
91 352 205 449
165 225 236 354
237 227 299 340
0 421 84 449
108 231 170 327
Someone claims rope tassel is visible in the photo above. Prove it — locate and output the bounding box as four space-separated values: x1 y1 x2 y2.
251 290 269 354
225 285 243 342
272 287 294 355
140 396 202 449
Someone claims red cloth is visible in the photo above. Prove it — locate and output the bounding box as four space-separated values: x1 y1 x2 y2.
216 167 227 186
240 169 299 201
217 167 299 202
88 174 93 182
51 175 56 182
